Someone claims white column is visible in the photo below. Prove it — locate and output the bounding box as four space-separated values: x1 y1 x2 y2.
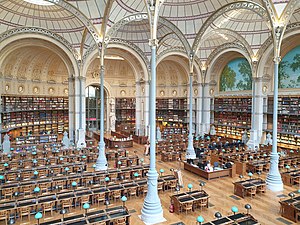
135 81 142 136
68 77 75 142
76 76 86 147
195 83 201 136
200 83 211 135
144 81 150 137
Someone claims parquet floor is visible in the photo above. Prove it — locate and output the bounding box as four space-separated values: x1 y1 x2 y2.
11 141 299 225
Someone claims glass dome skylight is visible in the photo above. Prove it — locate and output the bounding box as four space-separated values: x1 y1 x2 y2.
23 0 54 6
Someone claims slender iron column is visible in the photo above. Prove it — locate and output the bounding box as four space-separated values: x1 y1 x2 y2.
141 40 164 224
95 65 108 171
186 73 196 160
266 57 283 191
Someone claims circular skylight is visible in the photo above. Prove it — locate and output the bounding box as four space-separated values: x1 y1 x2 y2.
23 0 54 6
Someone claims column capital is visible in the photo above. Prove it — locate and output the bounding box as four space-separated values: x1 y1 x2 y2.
100 65 105 72
68 76 75 82
149 39 158 47
273 56 281 64
78 76 86 82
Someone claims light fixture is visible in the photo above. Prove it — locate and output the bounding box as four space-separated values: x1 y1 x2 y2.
23 0 54 6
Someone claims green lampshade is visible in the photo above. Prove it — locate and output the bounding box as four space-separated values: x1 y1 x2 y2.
118 161 122 165
140 158 144 162
222 149 225 152
60 157 64 161
187 183 193 189
35 212 43 220
0 175 4 180
92 164 96 168
263 153 267 157
249 156 253 159
134 172 139 177
121 196 127 202
285 165 290 169
33 159 37 164
34 187 40 192
34 171 39 175
197 216 204 223
105 177 110 182
4 163 8 167
297 189 300 193
231 206 238 213
71 181 77 187
248 172 253 177
7 154 11 158
83 203 90 209
82 155 86 159
32 151 37 155
65 167 70 171
160 169 164 173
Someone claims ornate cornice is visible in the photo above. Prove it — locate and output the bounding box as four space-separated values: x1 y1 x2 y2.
0 27 80 60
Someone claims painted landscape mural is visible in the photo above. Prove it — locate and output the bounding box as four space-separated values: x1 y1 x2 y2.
220 58 252 92
279 45 300 89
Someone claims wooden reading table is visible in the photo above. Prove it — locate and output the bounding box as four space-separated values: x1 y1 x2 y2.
279 194 300 223
202 213 259 225
233 178 266 198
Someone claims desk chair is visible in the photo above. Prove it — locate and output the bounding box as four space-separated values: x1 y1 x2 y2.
3 188 14 199
157 182 163 192
94 193 106 207
168 180 177 191
43 202 54 216
112 190 121 202
0 209 8 225
113 217 126 225
182 202 193 214
22 185 33 196
195 198 207 210
256 184 266 194
61 198 73 212
247 187 256 198
79 195 90 208
141 186 148 196
18 206 31 221
127 187 137 198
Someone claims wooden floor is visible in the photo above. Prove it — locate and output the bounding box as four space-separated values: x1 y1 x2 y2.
11 141 299 225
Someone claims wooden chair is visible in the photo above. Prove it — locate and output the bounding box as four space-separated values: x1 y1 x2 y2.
3 188 14 199
157 182 163 192
141 186 148 196
19 206 31 221
40 183 49 193
127 187 137 198
79 195 90 208
6 173 15 182
23 171 32 180
247 187 256 198
195 198 207 210
256 165 263 174
22 185 33 196
112 190 121 202
182 202 193 214
0 209 8 225
256 184 266 194
61 198 73 212
168 180 177 191
113 217 126 225
94 193 106 207
43 202 54 216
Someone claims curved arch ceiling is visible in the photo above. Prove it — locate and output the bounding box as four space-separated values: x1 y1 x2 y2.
0 0 298 64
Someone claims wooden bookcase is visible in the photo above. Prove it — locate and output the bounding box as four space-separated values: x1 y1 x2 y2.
1 95 68 138
212 97 252 139
156 98 189 137
265 96 300 149
115 98 136 134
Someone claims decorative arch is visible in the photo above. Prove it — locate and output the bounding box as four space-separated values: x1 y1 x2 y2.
192 1 269 54
200 28 254 58
206 47 253 91
0 27 79 77
104 12 191 54
82 39 150 81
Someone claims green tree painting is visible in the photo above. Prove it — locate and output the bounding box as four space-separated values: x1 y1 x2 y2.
237 60 252 90
278 46 300 89
220 58 252 92
220 65 236 91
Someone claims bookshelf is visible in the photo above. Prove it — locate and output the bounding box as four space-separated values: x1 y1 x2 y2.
265 96 300 149
212 97 252 139
156 98 189 136
1 95 68 138
13 134 58 146
115 98 136 134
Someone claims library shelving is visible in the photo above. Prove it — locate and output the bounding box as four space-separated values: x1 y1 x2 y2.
115 98 136 134
264 96 300 149
212 97 252 139
1 95 68 138
13 134 58 146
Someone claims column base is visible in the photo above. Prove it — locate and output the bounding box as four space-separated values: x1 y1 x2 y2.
139 212 166 225
247 130 259 150
76 129 86 148
141 170 164 224
266 153 283 192
186 134 196 159
95 141 108 171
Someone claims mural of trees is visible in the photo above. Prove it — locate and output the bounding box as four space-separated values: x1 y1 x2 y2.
220 58 252 92
279 46 300 89
220 65 236 91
